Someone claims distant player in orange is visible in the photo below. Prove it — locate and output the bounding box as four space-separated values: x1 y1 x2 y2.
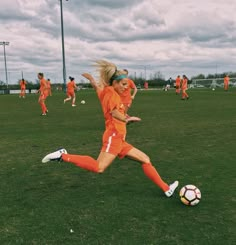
120 69 138 115
64 76 77 107
42 60 179 198
144 81 148 89
181 75 189 100
47 79 52 96
37 73 48 116
224 75 230 91
175 75 181 94
19 79 27 98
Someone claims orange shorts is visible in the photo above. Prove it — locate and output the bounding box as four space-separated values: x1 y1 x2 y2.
39 93 46 101
67 91 75 97
101 131 133 158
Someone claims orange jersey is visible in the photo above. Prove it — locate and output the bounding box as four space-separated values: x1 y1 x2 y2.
20 80 26 89
119 78 136 104
67 81 76 92
39 78 48 94
44 81 51 97
47 81 51 89
181 78 188 90
224 76 229 84
175 77 181 87
98 86 126 137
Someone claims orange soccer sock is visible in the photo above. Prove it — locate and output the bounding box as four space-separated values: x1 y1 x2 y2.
62 154 99 173
40 102 45 113
41 103 47 113
43 104 47 113
142 163 169 192
182 92 188 99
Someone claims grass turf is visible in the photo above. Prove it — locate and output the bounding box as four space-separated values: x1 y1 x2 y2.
0 88 235 244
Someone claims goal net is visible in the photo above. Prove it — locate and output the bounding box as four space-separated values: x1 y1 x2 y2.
191 77 236 88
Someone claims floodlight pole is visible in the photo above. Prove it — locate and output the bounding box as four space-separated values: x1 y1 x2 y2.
142 65 150 81
59 0 68 92
0 41 10 88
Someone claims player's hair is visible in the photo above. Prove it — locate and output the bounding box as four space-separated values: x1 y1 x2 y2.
38 72 44 77
123 69 128 74
94 60 127 86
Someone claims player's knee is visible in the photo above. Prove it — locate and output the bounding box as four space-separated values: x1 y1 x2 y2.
142 154 150 163
98 167 105 174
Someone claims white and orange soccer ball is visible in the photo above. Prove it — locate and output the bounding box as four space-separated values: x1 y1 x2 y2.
81 100 86 104
179 185 201 206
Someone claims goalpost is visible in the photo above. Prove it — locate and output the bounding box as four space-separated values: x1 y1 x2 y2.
191 77 236 88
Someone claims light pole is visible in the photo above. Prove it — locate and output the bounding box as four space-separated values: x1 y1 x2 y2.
144 65 151 81
0 41 10 88
59 0 68 91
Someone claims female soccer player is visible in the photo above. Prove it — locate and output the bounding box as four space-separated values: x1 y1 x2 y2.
42 60 178 197
64 76 77 106
120 69 138 115
224 74 230 91
175 75 181 95
37 73 48 116
19 79 27 98
47 79 52 96
181 75 189 100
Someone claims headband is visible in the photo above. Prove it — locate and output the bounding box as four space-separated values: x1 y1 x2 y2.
109 73 127 85
113 74 127 80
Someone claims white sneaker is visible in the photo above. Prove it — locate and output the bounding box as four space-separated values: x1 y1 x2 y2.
42 148 67 163
165 180 179 197
72 104 76 107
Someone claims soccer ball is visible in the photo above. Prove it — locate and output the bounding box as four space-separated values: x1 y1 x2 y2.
81 100 85 104
212 88 215 91
179 185 201 206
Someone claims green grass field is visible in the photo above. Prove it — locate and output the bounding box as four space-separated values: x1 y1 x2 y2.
0 88 235 245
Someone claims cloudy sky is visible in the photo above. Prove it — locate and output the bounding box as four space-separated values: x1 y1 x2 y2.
0 0 236 84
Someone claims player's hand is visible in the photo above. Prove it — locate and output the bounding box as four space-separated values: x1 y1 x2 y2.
82 73 94 81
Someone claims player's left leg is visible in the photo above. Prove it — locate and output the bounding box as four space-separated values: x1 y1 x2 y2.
72 94 76 107
125 147 178 196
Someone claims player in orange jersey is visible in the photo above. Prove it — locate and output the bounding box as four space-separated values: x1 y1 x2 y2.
175 75 181 94
224 74 230 91
47 79 52 96
42 60 179 197
19 79 27 98
37 73 48 116
119 69 138 116
64 76 77 106
181 75 189 100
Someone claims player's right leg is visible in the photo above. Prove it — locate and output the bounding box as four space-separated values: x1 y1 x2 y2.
42 148 68 163
42 149 116 173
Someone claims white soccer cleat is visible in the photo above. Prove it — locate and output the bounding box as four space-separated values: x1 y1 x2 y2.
165 180 179 197
42 148 67 163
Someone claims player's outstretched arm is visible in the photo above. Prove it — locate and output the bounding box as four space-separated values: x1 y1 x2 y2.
111 109 141 123
82 73 99 91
